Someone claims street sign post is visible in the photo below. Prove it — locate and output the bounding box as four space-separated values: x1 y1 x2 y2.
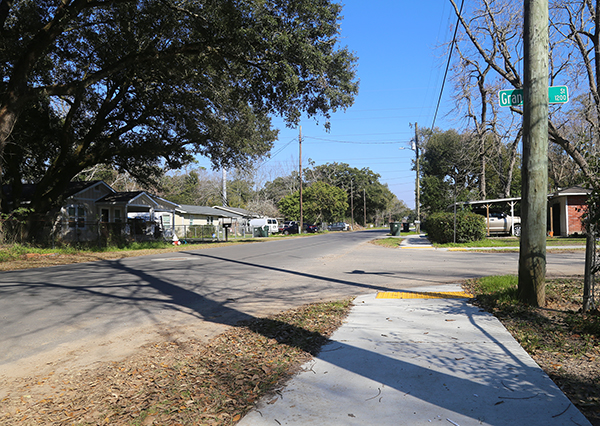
498 85 568 107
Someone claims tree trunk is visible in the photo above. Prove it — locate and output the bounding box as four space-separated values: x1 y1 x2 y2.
0 104 18 178
583 231 595 313
480 147 486 199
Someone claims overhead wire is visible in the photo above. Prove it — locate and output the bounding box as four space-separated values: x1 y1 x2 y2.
256 5 463 202
304 136 411 145
257 137 297 167
431 0 464 130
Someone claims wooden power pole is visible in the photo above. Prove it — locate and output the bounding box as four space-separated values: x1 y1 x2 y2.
350 180 354 229
518 0 549 306
363 188 367 227
299 126 303 234
414 123 420 234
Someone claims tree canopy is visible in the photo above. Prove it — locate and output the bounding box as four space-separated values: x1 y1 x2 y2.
306 162 397 224
278 181 347 223
0 0 358 216
418 127 522 214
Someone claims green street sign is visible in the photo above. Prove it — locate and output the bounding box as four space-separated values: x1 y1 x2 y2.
498 86 569 107
498 89 523 107
548 85 569 103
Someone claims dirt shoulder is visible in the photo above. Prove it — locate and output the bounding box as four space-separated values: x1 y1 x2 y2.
0 300 352 426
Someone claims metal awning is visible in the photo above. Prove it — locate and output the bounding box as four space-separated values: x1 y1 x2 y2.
450 198 521 237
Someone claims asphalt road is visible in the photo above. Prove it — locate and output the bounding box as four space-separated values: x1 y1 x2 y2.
0 230 585 378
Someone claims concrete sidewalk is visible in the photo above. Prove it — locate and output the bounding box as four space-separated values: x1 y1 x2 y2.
238 284 591 426
398 233 585 251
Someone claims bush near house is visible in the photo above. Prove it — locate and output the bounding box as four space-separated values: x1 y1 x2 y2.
425 211 486 244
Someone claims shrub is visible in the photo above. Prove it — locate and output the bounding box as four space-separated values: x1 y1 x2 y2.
425 211 486 244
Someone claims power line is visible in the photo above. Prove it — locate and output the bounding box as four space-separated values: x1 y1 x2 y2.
304 131 409 137
258 137 297 166
304 136 411 145
431 0 464 130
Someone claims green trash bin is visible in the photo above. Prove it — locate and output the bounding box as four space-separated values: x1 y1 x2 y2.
390 222 401 236
253 226 269 237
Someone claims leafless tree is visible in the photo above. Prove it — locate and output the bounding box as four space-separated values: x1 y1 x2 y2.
453 49 492 198
246 199 280 217
449 0 600 187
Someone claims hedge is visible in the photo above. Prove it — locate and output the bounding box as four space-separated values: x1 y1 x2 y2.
424 211 486 244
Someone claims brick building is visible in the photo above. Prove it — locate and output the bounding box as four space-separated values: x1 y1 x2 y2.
548 186 591 236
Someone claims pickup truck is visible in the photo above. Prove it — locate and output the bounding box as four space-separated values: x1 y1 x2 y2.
482 212 521 236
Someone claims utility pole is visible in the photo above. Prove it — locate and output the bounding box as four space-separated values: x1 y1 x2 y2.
363 188 367 227
518 0 549 307
414 123 421 234
221 167 227 206
350 180 354 229
299 126 303 234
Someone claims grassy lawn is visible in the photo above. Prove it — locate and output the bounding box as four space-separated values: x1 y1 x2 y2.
435 236 586 249
0 239 260 270
465 276 600 424
369 237 401 248
371 236 586 249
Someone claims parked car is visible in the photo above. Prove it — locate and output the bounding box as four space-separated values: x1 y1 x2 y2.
476 211 521 236
328 222 350 231
305 223 319 233
279 220 296 233
281 222 319 234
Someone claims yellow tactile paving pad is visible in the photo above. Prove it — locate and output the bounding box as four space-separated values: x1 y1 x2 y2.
376 291 473 299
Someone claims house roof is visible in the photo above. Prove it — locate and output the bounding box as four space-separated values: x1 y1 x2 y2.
177 205 236 217
65 180 112 198
2 180 112 205
96 190 178 210
96 191 152 205
551 186 591 197
212 205 260 218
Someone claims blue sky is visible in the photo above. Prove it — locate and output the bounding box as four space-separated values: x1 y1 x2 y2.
198 1 460 209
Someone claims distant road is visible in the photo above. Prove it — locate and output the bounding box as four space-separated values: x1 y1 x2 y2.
0 230 584 377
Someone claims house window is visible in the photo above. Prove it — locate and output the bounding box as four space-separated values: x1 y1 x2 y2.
207 216 214 225
101 209 109 223
114 209 122 223
162 214 171 226
190 215 194 226
68 205 86 228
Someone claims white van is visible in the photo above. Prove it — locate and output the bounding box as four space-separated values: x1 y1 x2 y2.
249 218 279 234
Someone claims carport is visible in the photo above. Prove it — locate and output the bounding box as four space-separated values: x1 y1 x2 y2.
453 197 521 236
455 188 592 237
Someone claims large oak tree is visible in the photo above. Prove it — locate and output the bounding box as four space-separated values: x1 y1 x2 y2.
0 0 358 216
